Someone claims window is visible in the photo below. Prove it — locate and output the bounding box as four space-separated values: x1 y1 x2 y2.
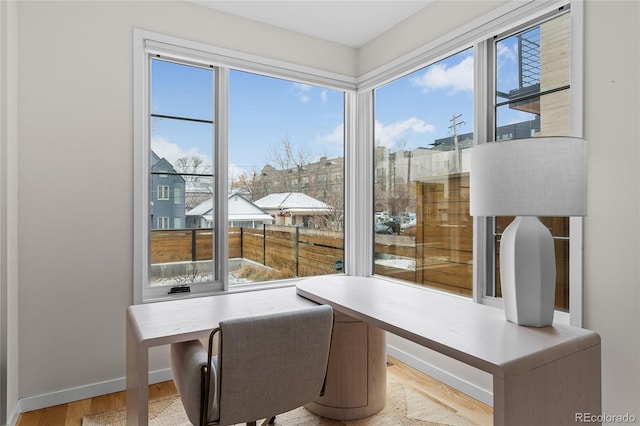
157 185 169 200
136 54 218 300
227 70 345 284
489 9 573 312
157 217 169 229
373 48 474 297
135 30 352 302
135 4 580 314
369 5 580 320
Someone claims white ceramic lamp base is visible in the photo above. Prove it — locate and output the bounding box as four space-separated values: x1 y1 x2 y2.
500 216 556 327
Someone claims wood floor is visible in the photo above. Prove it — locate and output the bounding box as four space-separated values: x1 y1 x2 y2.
16 356 492 425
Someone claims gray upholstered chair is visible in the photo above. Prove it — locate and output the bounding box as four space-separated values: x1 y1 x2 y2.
170 305 334 426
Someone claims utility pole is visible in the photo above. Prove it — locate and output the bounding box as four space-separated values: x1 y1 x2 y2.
449 113 465 173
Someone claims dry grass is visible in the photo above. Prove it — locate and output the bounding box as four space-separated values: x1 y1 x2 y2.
234 264 296 281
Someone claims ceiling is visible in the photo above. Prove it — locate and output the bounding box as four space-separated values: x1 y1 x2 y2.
189 1 432 48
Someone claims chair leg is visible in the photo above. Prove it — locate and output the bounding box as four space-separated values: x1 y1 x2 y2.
254 417 275 426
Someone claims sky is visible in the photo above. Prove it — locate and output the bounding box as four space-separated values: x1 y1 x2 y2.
150 33 528 184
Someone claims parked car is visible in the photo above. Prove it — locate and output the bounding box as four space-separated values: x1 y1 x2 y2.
375 223 394 234
400 218 416 231
400 212 416 223
375 211 390 223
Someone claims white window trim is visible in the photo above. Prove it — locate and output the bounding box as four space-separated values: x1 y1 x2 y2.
134 1 583 323
157 217 169 229
157 185 169 200
133 29 356 304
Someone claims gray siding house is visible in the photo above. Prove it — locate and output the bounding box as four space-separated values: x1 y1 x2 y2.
151 151 186 230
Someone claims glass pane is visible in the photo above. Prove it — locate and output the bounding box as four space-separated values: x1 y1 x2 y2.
495 12 570 139
496 91 570 139
496 12 570 103
149 60 215 287
491 11 573 309
226 70 345 285
374 48 474 297
151 59 213 121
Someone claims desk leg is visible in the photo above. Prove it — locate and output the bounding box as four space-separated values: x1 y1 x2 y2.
126 318 149 425
494 343 601 426
305 311 386 420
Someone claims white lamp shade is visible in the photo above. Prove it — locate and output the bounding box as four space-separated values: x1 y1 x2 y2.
470 136 587 217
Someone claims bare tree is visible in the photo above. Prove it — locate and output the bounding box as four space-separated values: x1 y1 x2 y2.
175 155 213 209
265 137 312 193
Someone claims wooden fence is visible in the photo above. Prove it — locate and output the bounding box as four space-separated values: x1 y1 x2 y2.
151 226 344 278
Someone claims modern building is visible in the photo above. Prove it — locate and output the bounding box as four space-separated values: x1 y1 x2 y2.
1 1 638 425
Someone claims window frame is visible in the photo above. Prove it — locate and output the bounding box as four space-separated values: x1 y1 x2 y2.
157 185 169 200
157 217 169 230
134 1 583 324
358 0 583 325
478 3 584 326
133 29 356 304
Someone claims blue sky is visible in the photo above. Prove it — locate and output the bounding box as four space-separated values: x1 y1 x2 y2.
150 37 526 182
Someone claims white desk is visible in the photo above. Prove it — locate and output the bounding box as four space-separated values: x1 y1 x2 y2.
297 275 602 426
125 287 316 425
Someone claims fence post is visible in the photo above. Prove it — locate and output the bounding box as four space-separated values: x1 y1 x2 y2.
240 227 243 259
295 226 300 277
191 229 197 262
263 224 266 266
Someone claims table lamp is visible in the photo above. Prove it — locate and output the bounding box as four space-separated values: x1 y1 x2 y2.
470 136 587 327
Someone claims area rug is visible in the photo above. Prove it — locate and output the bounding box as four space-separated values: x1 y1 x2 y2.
82 377 476 426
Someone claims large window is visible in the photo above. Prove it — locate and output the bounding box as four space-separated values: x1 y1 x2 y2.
135 33 348 301
490 10 573 312
373 48 474 297
371 6 577 316
226 70 345 284
135 3 579 314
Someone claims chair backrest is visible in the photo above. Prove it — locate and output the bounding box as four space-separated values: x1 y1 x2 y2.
215 304 333 425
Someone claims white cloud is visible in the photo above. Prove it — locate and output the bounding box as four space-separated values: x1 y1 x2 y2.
497 42 517 66
375 117 435 148
316 123 344 145
410 55 474 95
151 136 211 168
292 82 313 103
320 89 328 103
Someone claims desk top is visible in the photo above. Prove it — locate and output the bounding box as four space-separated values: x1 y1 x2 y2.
127 287 316 347
296 275 600 377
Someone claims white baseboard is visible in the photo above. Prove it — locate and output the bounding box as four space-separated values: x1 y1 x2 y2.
386 344 494 407
11 345 493 422
5 404 19 426
14 368 173 419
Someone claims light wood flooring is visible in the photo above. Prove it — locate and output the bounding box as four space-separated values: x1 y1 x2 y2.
16 356 492 425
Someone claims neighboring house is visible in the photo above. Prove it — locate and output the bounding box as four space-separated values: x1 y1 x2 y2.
186 192 274 229
151 151 186 230
254 192 332 227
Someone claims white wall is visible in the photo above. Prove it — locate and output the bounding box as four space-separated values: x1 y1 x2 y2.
359 0 640 418
581 0 640 418
357 0 506 76
15 0 355 406
1 0 19 423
